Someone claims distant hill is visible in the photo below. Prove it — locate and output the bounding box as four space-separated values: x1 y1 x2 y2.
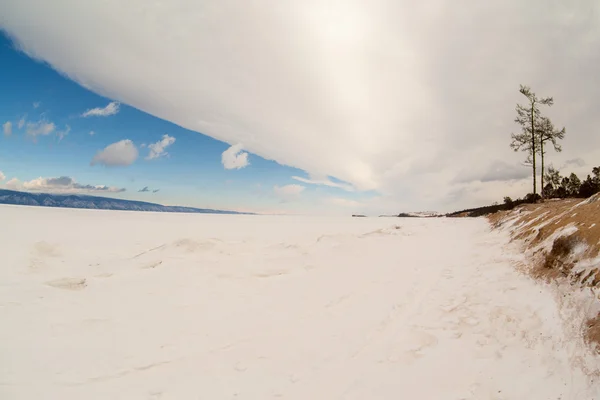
391 211 442 218
0 189 251 215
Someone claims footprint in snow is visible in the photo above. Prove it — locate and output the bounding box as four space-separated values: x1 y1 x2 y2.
46 277 87 290
141 260 163 269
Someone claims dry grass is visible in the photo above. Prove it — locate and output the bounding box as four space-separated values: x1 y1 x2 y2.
487 211 505 227
492 195 600 257
529 234 582 281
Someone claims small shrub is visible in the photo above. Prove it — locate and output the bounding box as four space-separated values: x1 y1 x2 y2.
524 192 542 204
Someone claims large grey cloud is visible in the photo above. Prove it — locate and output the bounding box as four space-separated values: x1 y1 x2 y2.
562 158 587 169
1 0 599 212
454 160 530 184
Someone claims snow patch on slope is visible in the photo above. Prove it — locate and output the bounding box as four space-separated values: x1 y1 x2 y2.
493 199 600 357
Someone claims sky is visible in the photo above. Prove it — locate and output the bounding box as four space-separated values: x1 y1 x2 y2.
1 1 599 215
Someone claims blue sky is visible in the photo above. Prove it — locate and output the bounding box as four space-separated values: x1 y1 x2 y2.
2 1 598 214
0 32 376 214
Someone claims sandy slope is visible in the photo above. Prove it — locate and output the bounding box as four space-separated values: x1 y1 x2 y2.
1 205 599 399
489 194 600 355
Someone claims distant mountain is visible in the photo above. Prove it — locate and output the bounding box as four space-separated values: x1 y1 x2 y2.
0 189 251 215
386 211 442 218
402 211 442 218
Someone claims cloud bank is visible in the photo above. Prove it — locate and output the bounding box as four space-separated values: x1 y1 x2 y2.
2 1 600 211
6 176 125 193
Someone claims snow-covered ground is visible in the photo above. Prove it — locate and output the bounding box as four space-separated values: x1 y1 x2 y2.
1 205 599 399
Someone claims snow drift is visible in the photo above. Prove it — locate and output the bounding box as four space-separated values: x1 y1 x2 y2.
1 204 599 399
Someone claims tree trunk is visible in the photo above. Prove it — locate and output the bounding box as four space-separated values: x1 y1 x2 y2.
540 140 545 200
531 105 537 196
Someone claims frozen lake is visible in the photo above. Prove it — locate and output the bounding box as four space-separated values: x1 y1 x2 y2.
1 205 598 399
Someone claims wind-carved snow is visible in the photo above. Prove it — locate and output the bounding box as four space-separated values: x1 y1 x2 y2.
0 205 598 399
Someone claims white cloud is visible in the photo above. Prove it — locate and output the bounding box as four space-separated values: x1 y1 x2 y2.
89 130 95 136
292 174 354 191
81 101 120 117
146 134 176 160
56 125 71 142
3 121 12 136
91 139 138 166
17 116 25 130
9 175 125 193
5 178 21 190
0 171 5 181
25 120 55 138
33 101 41 109
2 1 600 212
274 184 305 202
221 143 249 170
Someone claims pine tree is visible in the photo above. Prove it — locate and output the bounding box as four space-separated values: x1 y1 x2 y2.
545 166 562 188
567 173 581 196
593 166 600 186
579 175 599 197
510 85 553 196
536 116 565 197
